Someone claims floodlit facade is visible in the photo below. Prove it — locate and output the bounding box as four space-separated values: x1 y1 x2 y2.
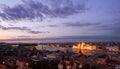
72 41 96 55
106 46 119 51
106 46 119 54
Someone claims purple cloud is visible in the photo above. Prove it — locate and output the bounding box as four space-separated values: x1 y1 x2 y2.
101 23 120 34
0 25 49 34
28 30 49 34
63 22 101 27
0 0 86 21
0 4 43 21
8 24 14 26
88 20 120 35
17 36 30 38
47 25 58 27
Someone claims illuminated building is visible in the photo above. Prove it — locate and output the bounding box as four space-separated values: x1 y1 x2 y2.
72 41 96 55
106 46 119 54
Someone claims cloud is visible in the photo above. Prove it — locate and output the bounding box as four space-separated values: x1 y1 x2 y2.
0 4 43 21
91 20 120 35
17 36 30 38
63 22 101 27
103 24 120 34
0 0 86 21
8 24 14 26
47 25 57 27
28 30 49 34
0 25 49 34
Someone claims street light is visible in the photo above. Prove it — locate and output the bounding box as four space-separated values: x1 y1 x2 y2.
26 62 29 67
78 63 82 69
2 61 5 64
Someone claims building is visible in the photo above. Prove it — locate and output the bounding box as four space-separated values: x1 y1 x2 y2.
72 41 96 55
106 46 119 54
115 65 120 69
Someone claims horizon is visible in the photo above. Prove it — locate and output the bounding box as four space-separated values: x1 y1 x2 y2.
0 36 120 43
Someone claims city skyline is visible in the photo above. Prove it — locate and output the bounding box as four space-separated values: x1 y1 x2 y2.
0 0 120 42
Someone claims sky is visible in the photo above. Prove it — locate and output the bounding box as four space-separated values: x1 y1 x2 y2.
0 0 120 42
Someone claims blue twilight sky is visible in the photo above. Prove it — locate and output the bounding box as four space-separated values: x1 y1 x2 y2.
0 0 120 42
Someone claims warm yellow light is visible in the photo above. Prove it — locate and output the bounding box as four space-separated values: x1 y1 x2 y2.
72 41 96 55
34 62 37 64
2 61 5 64
26 63 29 67
78 63 82 68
